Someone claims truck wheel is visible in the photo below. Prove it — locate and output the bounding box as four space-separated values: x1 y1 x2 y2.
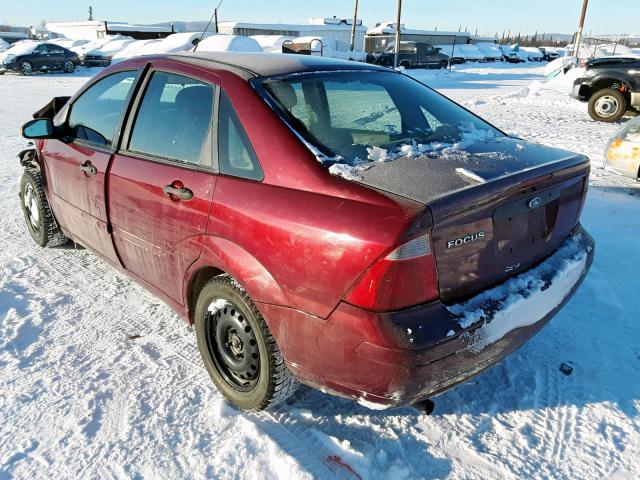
195 274 299 410
588 88 627 122
19 170 68 248
20 61 33 76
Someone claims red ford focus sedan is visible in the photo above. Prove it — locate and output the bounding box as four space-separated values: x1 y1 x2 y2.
18 52 594 411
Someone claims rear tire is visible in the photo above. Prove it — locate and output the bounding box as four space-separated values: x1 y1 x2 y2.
63 60 75 73
19 169 68 248
440 60 448 69
195 274 298 410
588 88 627 122
399 60 411 69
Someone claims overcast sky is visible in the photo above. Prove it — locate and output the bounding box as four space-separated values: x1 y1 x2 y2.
2 0 638 36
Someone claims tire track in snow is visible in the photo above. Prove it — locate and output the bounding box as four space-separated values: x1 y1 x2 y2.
2 200 345 479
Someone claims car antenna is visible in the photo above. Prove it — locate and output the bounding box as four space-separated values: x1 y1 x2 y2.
193 0 223 52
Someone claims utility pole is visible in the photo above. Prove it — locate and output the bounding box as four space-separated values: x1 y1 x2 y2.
393 0 402 68
214 8 219 33
349 0 359 51
573 0 589 57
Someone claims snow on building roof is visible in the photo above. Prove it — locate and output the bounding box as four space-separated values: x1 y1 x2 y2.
367 22 469 37
219 20 366 33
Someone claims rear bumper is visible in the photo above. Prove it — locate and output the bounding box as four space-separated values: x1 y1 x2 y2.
280 226 594 408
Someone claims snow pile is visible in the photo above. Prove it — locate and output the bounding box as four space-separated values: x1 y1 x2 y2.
111 33 218 62
475 42 503 60
328 122 497 180
83 37 135 58
193 35 262 53
447 234 589 352
250 35 295 53
110 39 161 63
526 66 585 98
48 37 89 50
70 35 130 56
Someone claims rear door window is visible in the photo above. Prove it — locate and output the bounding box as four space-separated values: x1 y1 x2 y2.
68 71 137 147
129 71 214 165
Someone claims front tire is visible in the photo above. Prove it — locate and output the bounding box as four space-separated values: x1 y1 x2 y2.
20 60 32 76
195 274 298 410
19 169 68 248
588 88 627 122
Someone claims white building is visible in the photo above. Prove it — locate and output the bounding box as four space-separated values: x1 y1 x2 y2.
46 21 172 41
218 17 367 51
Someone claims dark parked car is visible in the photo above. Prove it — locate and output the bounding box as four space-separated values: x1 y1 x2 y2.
373 41 449 69
0 42 79 75
571 56 640 122
18 52 594 412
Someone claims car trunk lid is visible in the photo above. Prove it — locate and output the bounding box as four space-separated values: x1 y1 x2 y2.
351 138 590 303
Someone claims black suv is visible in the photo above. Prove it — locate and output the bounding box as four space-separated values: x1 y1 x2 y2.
571 56 640 122
0 43 80 76
372 41 449 69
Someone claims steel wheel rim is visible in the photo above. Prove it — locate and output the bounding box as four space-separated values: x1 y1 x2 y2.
595 95 619 118
205 299 260 391
23 183 40 229
21 62 31 75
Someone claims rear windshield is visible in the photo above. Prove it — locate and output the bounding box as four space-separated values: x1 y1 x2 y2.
260 71 503 167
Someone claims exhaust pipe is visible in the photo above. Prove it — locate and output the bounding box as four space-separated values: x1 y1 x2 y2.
413 398 435 415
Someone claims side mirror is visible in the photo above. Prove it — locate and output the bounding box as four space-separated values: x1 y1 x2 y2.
21 118 55 139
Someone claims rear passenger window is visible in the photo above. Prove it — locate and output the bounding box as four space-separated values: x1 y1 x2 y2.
129 71 214 164
68 71 137 147
218 93 263 180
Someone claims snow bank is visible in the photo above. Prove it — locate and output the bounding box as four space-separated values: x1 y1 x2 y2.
70 35 130 55
527 66 585 97
447 233 589 352
250 35 295 53
194 35 262 53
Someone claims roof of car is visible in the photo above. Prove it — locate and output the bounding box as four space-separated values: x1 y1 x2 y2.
161 51 390 80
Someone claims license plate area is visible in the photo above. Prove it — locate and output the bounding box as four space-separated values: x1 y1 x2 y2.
493 186 562 267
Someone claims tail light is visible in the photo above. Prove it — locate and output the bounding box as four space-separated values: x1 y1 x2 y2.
345 232 439 312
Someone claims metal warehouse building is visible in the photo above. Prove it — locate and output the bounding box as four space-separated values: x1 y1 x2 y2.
365 22 473 53
219 17 367 49
45 21 173 40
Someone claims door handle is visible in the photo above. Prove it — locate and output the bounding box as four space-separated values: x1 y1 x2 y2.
163 184 193 201
79 162 97 176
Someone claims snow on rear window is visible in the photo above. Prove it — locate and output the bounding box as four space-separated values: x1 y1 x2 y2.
262 71 503 179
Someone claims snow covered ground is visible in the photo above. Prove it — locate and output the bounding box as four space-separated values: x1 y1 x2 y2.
1 63 639 480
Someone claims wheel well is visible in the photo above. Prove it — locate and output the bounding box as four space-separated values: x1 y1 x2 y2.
589 78 631 101
187 266 225 324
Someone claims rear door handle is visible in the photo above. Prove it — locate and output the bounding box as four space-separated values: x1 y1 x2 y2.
79 162 97 176
163 184 193 201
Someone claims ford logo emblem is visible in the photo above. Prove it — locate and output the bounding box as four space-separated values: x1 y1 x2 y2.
528 197 543 209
